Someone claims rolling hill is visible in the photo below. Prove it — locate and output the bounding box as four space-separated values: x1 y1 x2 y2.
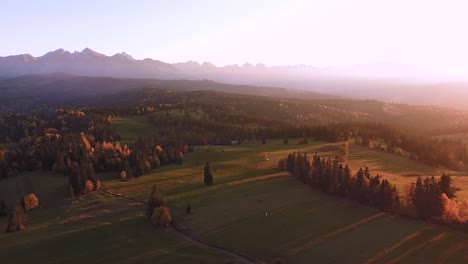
0 73 339 112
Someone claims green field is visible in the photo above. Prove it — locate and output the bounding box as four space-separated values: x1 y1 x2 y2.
1 117 467 263
111 116 157 143
0 173 229 263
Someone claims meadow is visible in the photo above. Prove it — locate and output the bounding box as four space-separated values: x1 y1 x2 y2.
0 116 467 263
111 115 158 143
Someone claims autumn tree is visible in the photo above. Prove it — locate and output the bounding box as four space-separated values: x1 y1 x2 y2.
22 194 39 211
146 184 165 219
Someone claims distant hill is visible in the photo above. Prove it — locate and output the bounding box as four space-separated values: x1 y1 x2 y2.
103 87 468 134
0 73 339 112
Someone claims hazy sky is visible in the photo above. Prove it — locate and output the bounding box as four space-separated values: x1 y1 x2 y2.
1 0 467 75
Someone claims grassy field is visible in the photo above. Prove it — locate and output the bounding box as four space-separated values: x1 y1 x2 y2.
111 115 157 143
346 144 468 200
93 138 468 263
1 116 467 263
0 173 229 263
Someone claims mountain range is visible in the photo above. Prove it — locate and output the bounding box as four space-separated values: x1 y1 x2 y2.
0 48 452 82
1 48 468 109
0 48 179 79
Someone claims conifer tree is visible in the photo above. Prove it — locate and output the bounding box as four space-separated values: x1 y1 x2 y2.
204 161 214 185
439 174 455 198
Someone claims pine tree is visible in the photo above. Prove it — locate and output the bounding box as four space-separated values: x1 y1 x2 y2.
413 177 425 217
413 176 444 219
427 176 444 218
392 185 400 212
378 179 393 210
341 164 352 197
204 161 214 185
135 157 145 177
354 168 365 201
439 174 455 198
368 174 381 206
319 158 328 191
327 156 340 194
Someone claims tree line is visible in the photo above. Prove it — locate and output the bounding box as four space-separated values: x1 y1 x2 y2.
279 152 468 232
279 153 400 211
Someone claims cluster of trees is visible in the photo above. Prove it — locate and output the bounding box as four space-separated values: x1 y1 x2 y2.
0 109 120 179
148 109 351 146
119 137 190 180
403 175 468 231
0 108 192 202
98 89 468 173
407 174 455 219
4 88 463 175
280 152 468 231
142 92 468 173
65 136 190 195
68 160 99 196
279 153 400 211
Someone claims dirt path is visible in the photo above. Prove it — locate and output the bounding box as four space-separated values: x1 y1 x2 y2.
170 225 254 264
100 190 255 264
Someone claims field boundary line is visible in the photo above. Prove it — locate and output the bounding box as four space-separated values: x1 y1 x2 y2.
288 212 386 255
384 233 449 264
364 226 430 264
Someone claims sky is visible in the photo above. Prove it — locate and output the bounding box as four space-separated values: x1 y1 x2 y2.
1 0 467 76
